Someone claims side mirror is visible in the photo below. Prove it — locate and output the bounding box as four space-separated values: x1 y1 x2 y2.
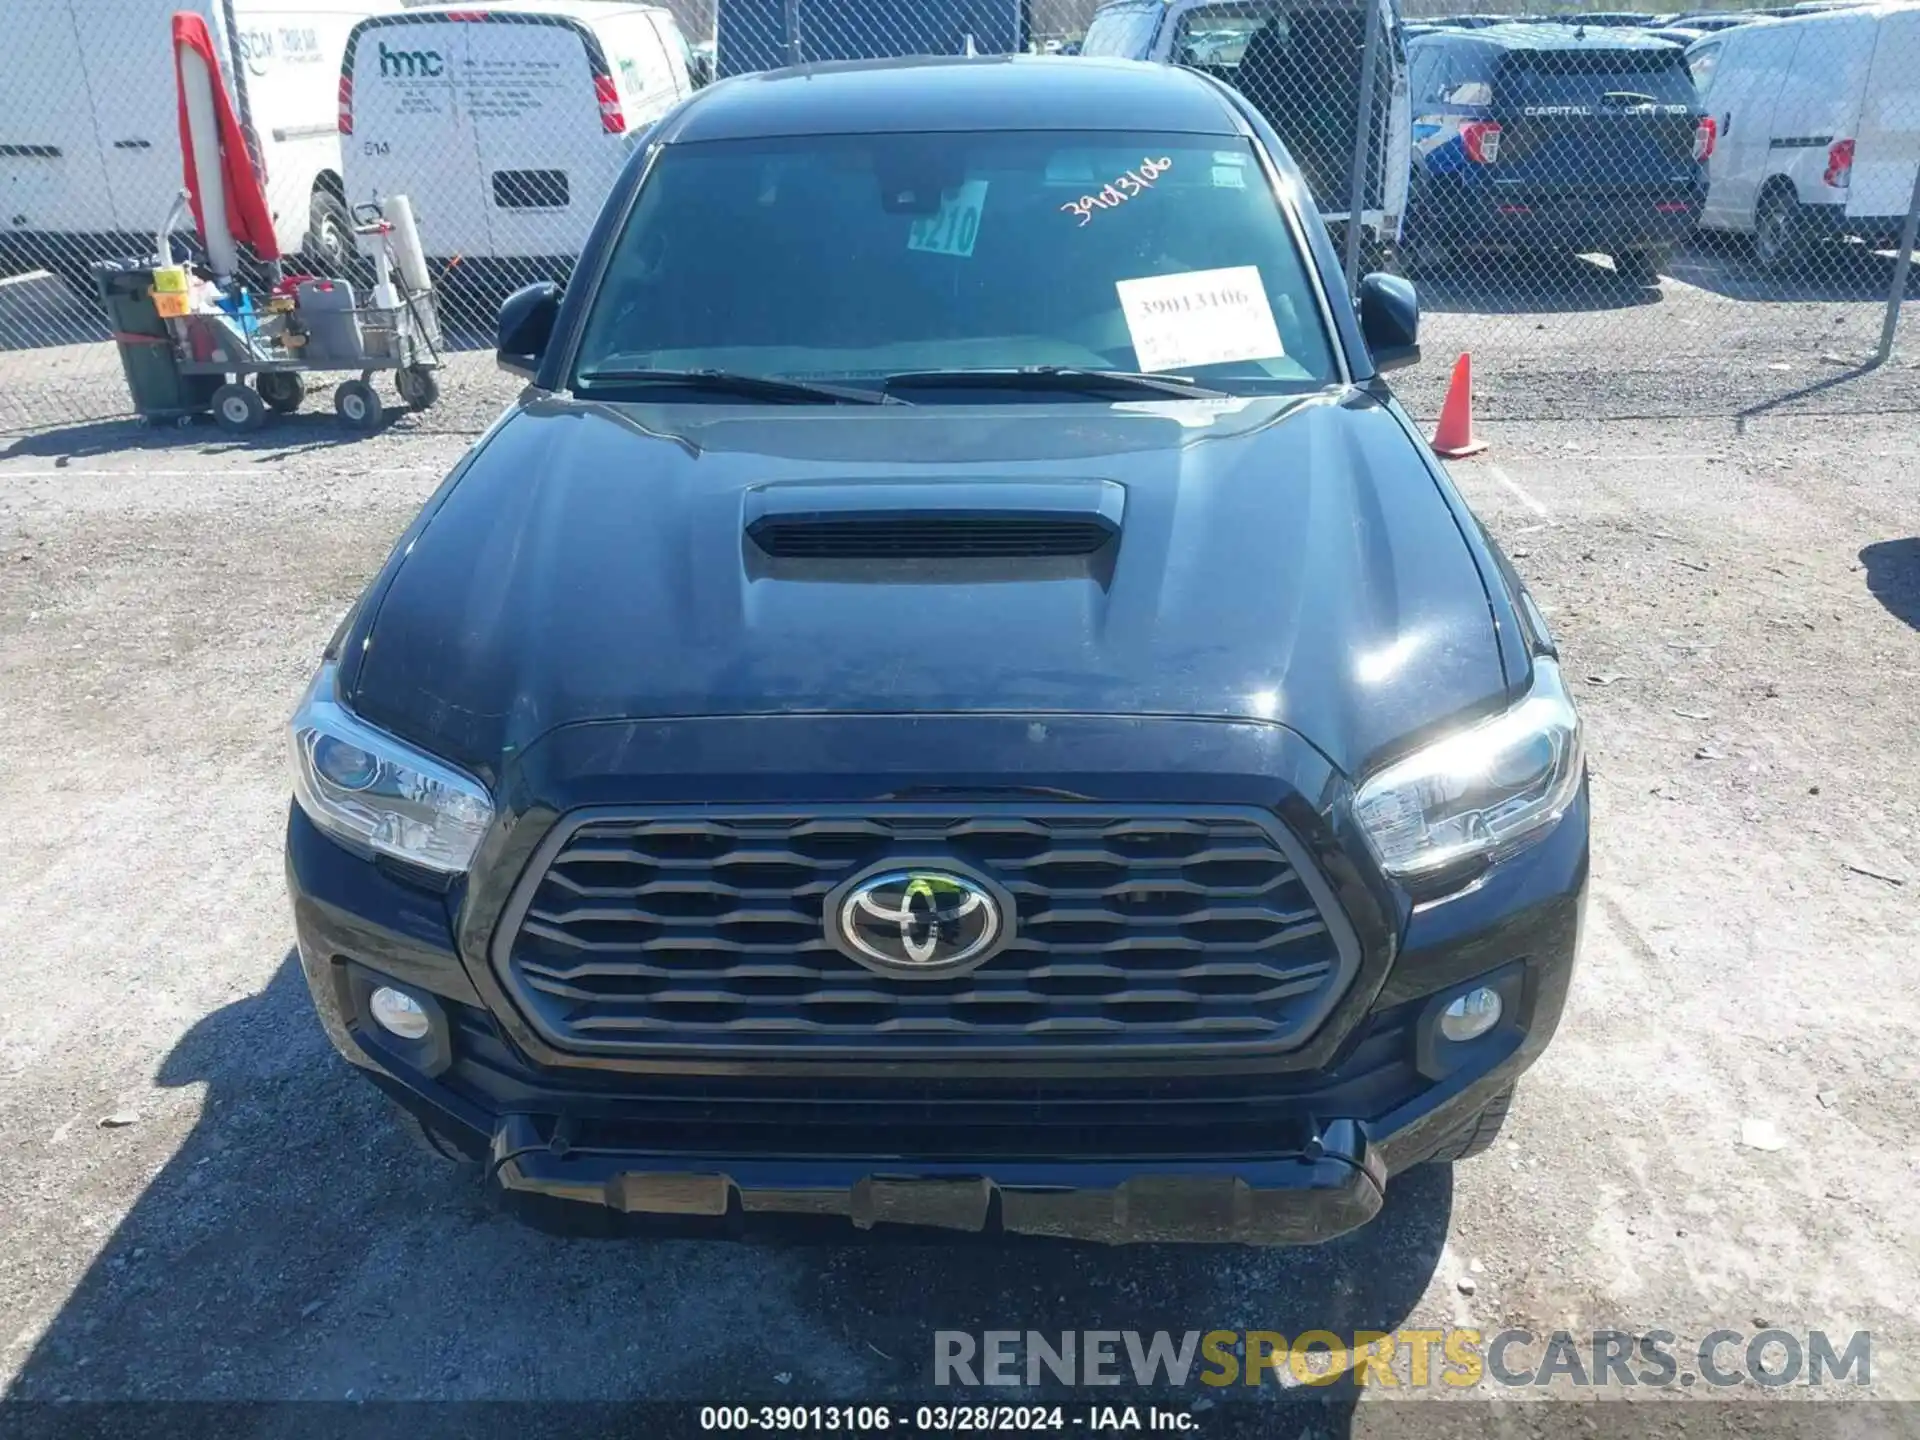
496 281 562 379
1357 271 1421 373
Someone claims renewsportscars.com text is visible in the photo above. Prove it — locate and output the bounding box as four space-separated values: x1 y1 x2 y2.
934 1329 1871 1390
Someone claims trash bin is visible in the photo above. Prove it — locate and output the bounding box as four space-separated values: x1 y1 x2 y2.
92 260 220 420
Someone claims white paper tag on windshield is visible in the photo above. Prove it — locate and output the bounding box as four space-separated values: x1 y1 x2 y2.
1114 266 1285 373
907 180 989 258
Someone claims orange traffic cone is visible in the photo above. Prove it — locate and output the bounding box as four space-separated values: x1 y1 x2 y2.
1431 353 1488 459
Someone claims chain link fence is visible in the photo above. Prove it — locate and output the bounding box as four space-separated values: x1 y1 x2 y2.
1 0 1915 435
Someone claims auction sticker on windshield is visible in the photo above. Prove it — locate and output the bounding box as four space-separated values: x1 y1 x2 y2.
1115 266 1285 373
908 180 989 258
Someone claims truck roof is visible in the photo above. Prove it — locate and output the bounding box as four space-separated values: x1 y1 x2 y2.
661 55 1253 143
1411 21 1694 48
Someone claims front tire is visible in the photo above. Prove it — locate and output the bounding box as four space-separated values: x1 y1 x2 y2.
304 185 357 279
333 378 383 431
395 364 439 411
394 1106 481 1167
211 381 266 434
257 371 304 414
1425 1084 1515 1164
1611 247 1668 287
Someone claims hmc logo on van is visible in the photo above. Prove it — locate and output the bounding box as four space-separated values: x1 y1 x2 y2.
378 40 445 79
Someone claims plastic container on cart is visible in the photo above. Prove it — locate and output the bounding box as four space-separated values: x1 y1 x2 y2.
295 279 364 364
91 260 220 420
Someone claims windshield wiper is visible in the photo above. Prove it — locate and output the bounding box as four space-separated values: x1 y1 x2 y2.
1600 90 1661 107
575 368 898 405
881 366 1229 400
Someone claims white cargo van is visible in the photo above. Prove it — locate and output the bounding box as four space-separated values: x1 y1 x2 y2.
339 3 692 272
1077 0 1412 254
1686 5 1920 271
0 0 398 289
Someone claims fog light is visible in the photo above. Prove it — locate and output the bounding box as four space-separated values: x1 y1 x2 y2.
1439 987 1503 1042
369 986 432 1040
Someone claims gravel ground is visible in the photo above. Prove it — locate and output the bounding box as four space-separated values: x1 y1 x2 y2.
1 276 1918 1432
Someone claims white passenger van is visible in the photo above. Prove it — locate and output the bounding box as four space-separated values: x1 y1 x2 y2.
1 0 397 289
1686 5 1920 271
339 2 693 273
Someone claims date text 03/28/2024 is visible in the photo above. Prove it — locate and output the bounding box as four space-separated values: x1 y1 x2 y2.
699 1405 1191 1433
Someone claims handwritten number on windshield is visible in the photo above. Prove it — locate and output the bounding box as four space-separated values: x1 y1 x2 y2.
1061 157 1173 227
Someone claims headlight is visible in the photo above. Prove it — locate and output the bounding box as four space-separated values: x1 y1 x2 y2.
288 661 493 874
1353 657 1583 879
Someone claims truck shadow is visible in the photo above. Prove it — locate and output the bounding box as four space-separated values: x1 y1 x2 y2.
4 953 1450 1422
1410 250 1667 315
1861 538 1920 633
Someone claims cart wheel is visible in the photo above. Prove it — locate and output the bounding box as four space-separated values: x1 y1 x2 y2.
258 371 306 414
395 365 440 412
212 382 267 435
334 379 384 431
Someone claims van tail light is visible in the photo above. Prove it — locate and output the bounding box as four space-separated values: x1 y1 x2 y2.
1462 120 1502 165
594 73 626 134
1824 138 1855 189
1693 115 1716 161
338 71 353 135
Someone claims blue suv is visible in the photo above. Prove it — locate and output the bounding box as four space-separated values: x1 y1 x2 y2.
1404 26 1713 284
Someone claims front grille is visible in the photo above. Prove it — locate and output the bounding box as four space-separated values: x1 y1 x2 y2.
493 805 1357 1061
747 515 1116 559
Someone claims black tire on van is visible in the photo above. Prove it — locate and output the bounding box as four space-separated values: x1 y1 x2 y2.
1753 182 1813 276
1611 248 1668 287
305 185 359 281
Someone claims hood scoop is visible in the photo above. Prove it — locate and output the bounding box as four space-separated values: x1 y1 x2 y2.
745 478 1123 560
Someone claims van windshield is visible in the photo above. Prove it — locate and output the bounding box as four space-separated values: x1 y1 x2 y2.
571 130 1339 396
1495 48 1698 109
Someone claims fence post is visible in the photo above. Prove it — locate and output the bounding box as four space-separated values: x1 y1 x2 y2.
1875 159 1920 367
1342 0 1385 292
784 0 802 66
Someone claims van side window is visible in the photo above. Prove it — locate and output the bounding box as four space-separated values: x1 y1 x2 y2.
1441 47 1491 108
1171 8 1275 71
1686 39 1721 93
1078 4 1161 58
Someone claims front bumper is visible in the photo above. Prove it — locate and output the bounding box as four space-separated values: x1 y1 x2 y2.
287 770 1588 1245
487 1112 1389 1245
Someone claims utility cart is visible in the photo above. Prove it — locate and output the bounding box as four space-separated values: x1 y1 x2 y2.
161 280 443 435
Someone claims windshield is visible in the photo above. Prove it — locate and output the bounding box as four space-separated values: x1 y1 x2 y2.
1495 49 1698 109
571 130 1338 397
1079 5 1162 56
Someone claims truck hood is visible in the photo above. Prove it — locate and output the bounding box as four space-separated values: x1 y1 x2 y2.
347 390 1509 779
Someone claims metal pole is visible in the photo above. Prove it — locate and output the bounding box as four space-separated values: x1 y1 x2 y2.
1343 0 1386 291
784 0 802 66
1874 159 1920 366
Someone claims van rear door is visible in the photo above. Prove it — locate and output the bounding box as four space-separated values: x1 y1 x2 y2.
1851 10 1920 222
1490 45 1703 201
346 16 490 260
1768 15 1873 211
2 1 119 244
1698 23 1800 229
81 0 214 239
465 16 619 262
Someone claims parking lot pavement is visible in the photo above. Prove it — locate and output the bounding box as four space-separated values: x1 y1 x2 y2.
0 399 1916 1424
